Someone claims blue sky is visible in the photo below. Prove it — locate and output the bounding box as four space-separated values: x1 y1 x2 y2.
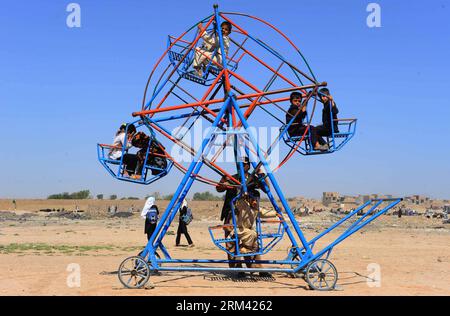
0 0 449 200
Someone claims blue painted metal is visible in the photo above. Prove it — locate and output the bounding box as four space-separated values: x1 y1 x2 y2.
102 6 401 281
144 192 401 273
281 117 357 156
258 217 285 253
294 199 402 268
231 98 314 261
136 93 401 271
207 194 283 258
165 8 238 86
308 200 373 248
97 120 173 185
141 96 233 265
111 94 400 275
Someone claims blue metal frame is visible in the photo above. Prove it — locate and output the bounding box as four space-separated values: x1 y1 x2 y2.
207 192 285 258
280 112 357 156
167 28 238 86
133 91 403 274
101 6 401 280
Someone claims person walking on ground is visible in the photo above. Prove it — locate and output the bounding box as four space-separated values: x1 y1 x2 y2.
140 196 159 241
175 199 194 247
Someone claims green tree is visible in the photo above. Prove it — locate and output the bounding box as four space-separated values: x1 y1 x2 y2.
47 190 90 200
193 191 222 201
69 190 90 199
97 194 104 200
162 193 174 200
110 194 117 200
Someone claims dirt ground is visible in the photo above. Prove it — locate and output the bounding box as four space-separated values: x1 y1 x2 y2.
0 203 449 296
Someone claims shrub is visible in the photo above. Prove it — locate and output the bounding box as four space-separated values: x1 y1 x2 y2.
193 191 223 201
47 190 90 200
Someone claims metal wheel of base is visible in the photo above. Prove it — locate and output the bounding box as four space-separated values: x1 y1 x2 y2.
118 256 151 289
305 259 338 291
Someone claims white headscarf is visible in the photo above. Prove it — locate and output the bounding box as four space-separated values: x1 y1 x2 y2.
181 198 188 209
141 196 155 219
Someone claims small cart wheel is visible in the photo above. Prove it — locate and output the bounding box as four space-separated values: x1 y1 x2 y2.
305 259 338 291
118 256 151 289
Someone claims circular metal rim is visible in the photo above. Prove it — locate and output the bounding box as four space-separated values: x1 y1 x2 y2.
118 256 151 289
305 259 338 291
141 11 317 111
137 9 322 187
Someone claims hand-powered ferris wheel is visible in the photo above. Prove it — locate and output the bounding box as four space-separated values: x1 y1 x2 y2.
97 5 401 291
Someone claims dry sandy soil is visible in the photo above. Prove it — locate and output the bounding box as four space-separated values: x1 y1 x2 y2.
0 200 449 296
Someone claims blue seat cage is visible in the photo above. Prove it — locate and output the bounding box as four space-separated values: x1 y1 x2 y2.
167 28 239 86
281 95 357 156
208 191 285 258
97 119 173 185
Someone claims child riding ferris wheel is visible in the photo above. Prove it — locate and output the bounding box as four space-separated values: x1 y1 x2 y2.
97 4 400 291
98 3 357 186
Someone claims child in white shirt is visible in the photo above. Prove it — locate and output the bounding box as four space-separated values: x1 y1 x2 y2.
193 21 232 77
